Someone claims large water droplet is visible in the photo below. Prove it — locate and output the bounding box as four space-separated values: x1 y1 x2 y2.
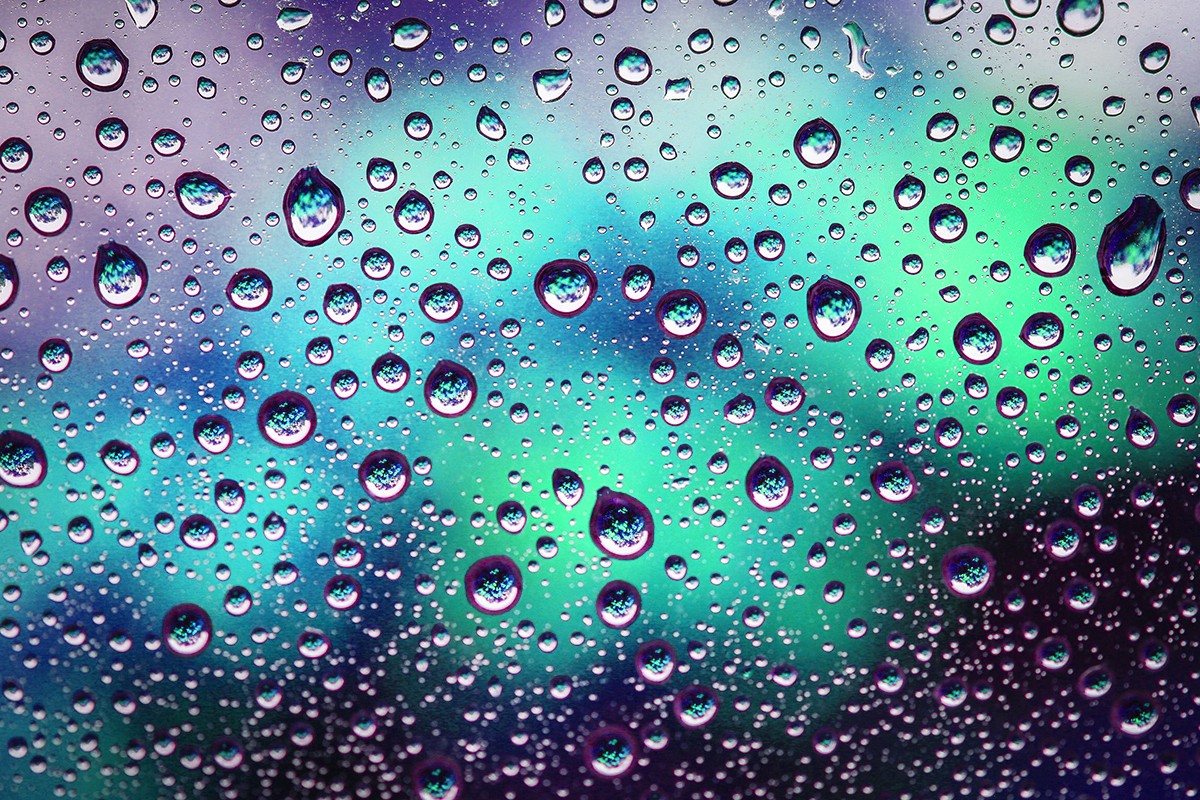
807 276 861 342
258 391 316 447
1125 407 1157 449
466 555 522 615
1056 0 1103 37
941 545 995 597
1025 223 1076 276
391 18 431 51
175 172 232 218
615 46 652 84
584 728 636 777
395 189 435 234
24 187 71 236
283 166 344 247
533 68 572 102
871 460 916 503
125 0 159 29
655 289 706 338
162 604 212 657
1097 195 1165 296
745 455 792 511
93 242 147 308
358 449 410 501
710 161 752 199
76 39 128 91
552 467 584 509
953 313 1001 364
793 118 841 168
589 487 654 559
424 360 477 417
534 259 597 317
596 579 641 628
0 430 47 488
225 268 273 311
925 0 963 24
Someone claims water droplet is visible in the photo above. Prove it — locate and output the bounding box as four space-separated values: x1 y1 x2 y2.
391 18 431 51
534 259 597 317
1125 407 1157 449
258 391 316 447
424 360 477 418
925 0 963 24
395 189 435 234
1025 223 1076 276
466 555 522 615
125 0 159 29
476 105 506 140
93 242 147 308
225 268 272 311
865 338 895 370
1056 0 1103 37
1180 169 1200 212
0 430 47 488
871 460 915 502
162 604 212 657
746 455 792 511
589 487 654 559
1097 195 1165 296
358 449 410 501
615 46 652 85
1140 41 1169 73
635 640 676 683
283 166 344 247
807 276 861 342
1019 311 1064 349
941 545 994 597
413 758 461 800
765 376 805 414
710 161 752 199
596 579 641 628
927 112 959 141
180 513 218 550
894 174 925 209
552 467 584 509
0 136 32 172
175 172 232 218
655 289 707 338
929 203 967 243
674 685 718 727
372 353 410 392
23 187 70 236
76 39 128 91
324 575 361 610
585 727 636 777
621 264 654 301
953 313 1001 364
990 125 1024 161
1166 393 1197 426
533 68 572 102
793 118 840 168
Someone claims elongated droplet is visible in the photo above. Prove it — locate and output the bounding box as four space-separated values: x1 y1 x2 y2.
477 106 506 140
552 468 584 509
1097 195 1165 296
283 166 344 247
925 0 964 24
94 242 147 308
175 171 232 219
842 22 874 79
125 0 158 28
807 276 861 342
391 17 431 50
1125 407 1157 449
746 455 792 511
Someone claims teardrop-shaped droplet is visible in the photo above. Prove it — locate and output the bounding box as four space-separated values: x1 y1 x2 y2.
76 38 128 91
746 455 792 511
953 312 1001 364
476 105 506 141
93 242 147 308
162 603 212 657
364 67 391 102
1097 195 1165 296
395 189 435 234
1025 223 1076 276
793 118 840 168
894 174 925 209
614 46 652 84
621 264 654 301
391 17 431 50
258 391 316 447
277 7 313 32
1125 407 1157 449
1029 83 1060 110
283 166 344 247
465 555 522 615
807 276 861 342
24 187 71 236
710 161 752 199
0 430 47 488
552 467 584 509
533 68 572 102
534 259 597 317
358 449 410 501
424 360 476 418
125 0 158 29
175 171 232 219
589 487 654 559
1056 0 1103 37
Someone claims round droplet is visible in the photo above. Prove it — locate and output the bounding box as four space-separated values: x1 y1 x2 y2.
746 455 792 511
793 118 840 168
927 112 958 141
395 189 435 234
77 39 128 91
1065 155 1093 185
990 126 1024 162
225 268 272 311
361 247 394 280
96 117 129 151
765 376 805 414
871 460 915 503
953 313 1001 364
283 166 344 247
324 575 361 610
1097 195 1165 296
162 604 212 657
712 334 743 369
424 360 476 418
465 555 522 615
1111 692 1159 736
358 449 410 501
366 158 397 191
534 259 597 317
1025 223 1076 276
258 391 316 447
420 283 463 322
179 514 218 550
585 727 636 778
1166 393 1197 426
0 431 47 488
1019 311 1064 349
496 500 526 533
412 758 461 800
596 579 641 628
1045 518 1081 559
674 685 719 727
1 137 33 172
193 415 233 455
93 242 147 308
614 47 651 84
175 172 232 219
985 14 1016 44
323 284 361 325
1056 0 1103 37
807 276 861 342
710 161 752 199
151 128 185 156
1140 42 1169 73
929 204 966 243
865 338 895 370
24 187 71 236
621 264 654 301
589 487 654 559
941 545 995 598
371 353 410 393
635 640 676 684
1077 665 1112 698
364 67 391 102
655 289 706 338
